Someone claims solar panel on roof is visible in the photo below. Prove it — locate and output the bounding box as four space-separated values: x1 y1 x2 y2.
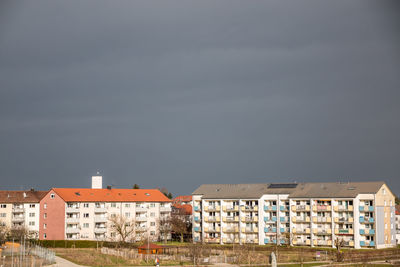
268 183 297 189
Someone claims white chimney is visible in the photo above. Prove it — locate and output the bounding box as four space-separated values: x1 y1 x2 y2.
92 172 102 189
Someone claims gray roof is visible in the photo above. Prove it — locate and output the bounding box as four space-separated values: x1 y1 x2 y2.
192 181 386 199
288 181 385 198
192 183 297 199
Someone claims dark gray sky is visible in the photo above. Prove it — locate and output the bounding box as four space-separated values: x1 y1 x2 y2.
1 1 399 196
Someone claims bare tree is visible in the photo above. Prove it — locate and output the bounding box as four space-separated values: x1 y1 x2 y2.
169 208 190 242
188 243 208 266
0 223 9 244
108 215 136 243
334 237 345 262
9 225 29 241
158 216 171 243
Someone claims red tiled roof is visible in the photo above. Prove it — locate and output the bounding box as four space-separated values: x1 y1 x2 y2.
52 188 171 202
173 195 192 203
173 204 192 215
396 205 400 215
0 190 48 203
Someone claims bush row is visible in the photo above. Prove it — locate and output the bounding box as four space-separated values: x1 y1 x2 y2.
33 240 140 249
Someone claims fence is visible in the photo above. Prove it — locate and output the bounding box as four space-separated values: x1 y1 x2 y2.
1 240 55 267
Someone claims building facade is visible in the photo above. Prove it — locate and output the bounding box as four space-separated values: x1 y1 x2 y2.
0 190 48 239
39 188 171 241
192 181 396 249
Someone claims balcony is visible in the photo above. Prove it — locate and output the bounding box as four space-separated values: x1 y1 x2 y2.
194 206 200 212
223 227 239 233
314 229 332 235
66 228 80 234
194 216 200 222
160 206 171 212
94 227 107 234
360 240 375 247
359 216 374 223
223 206 239 212
293 228 310 234
136 226 146 232
244 239 259 244
314 239 332 246
343 240 355 247
194 226 200 232
294 239 311 246
243 227 258 233
280 227 289 233
224 238 239 244
12 207 25 213
66 207 80 213
280 205 289 211
335 205 353 212
313 217 331 223
292 205 310 212
223 216 239 222
280 217 289 223
205 216 219 222
335 229 353 235
11 216 25 222
204 205 220 212
205 227 220 233
360 229 375 235
94 206 107 213
94 216 107 223
293 216 310 223
313 205 331 212
264 205 277 211
335 217 353 223
66 217 80 223
242 205 258 211
264 227 277 233
359 206 374 212
264 216 277 223
135 216 147 222
242 216 258 223
135 206 147 212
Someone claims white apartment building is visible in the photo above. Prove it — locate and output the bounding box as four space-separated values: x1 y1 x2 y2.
193 181 396 249
0 190 48 239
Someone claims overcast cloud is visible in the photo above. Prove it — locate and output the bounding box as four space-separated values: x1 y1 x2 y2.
0 0 399 196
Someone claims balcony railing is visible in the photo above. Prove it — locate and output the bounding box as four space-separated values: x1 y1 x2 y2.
360 240 375 247
223 216 239 222
223 227 239 233
242 205 258 211
160 206 171 212
135 216 147 222
293 228 310 234
94 216 107 223
136 226 146 232
280 217 289 222
264 216 277 223
359 216 374 223
280 205 289 211
314 205 331 211
12 207 25 213
66 207 80 213
294 216 310 223
359 206 374 212
94 227 107 234
360 229 375 235
66 228 80 234
264 238 277 244
314 229 331 235
66 217 80 223
194 206 200 212
244 239 258 244
204 238 220 243
264 205 277 211
242 216 258 222
293 205 310 211
223 206 239 212
204 205 220 212
11 216 25 222
335 205 353 211
264 227 277 233
313 217 331 223
135 206 147 212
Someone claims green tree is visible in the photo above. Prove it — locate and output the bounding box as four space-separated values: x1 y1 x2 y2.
167 192 173 199
133 184 140 189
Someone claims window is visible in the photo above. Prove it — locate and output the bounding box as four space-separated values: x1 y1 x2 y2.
150 203 155 208
110 232 116 238
385 223 387 229
0 213 6 217
390 200 393 206
385 213 387 218
44 203 47 209
44 224 47 229
0 204 6 208
83 213 89 218
44 213 47 219
29 204 35 208
125 212 130 218
150 212 155 217
382 188 386 195
150 222 155 226
29 221 35 226
83 223 89 228
150 231 155 236
29 213 35 217
384 200 387 206
111 203 116 208
43 233 47 239
50 194 55 199
125 203 130 208
83 203 89 208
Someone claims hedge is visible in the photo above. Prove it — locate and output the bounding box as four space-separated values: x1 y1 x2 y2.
33 240 140 249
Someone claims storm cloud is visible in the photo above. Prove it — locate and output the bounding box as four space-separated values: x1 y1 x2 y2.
0 0 399 196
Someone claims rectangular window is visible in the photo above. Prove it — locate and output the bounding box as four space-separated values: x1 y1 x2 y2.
150 231 155 236
0 213 6 217
83 203 89 208
44 203 47 209
43 233 47 239
29 204 35 208
83 213 89 218
44 223 47 229
150 203 155 208
150 222 155 226
0 204 6 208
125 212 130 218
83 223 89 228
29 221 35 226
150 212 155 217
44 213 47 219
111 203 116 208
125 203 130 208
29 213 35 217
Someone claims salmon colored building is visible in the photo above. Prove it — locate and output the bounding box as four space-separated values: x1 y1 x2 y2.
39 187 171 241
